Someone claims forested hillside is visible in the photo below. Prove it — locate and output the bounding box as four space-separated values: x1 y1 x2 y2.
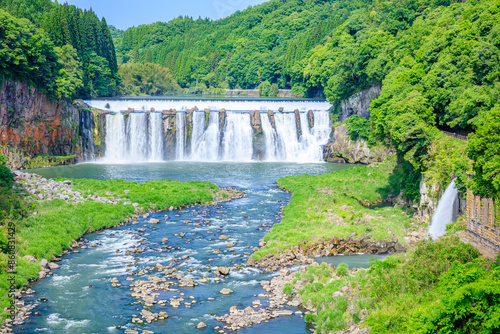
114 0 500 201
0 0 119 98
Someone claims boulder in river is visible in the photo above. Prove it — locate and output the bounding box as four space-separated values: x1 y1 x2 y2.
217 267 231 276
48 262 60 270
220 288 233 295
196 322 207 329
148 218 160 224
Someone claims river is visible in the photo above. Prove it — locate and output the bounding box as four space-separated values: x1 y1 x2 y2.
17 162 354 333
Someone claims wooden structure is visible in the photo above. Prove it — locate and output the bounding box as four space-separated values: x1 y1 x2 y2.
466 173 499 254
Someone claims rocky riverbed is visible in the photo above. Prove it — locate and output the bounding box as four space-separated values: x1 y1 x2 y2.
1 171 244 333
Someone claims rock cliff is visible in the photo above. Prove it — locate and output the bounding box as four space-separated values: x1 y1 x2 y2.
0 80 96 169
322 125 393 164
338 85 381 122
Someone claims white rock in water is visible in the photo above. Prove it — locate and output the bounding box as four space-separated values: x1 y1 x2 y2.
148 218 160 224
273 310 294 316
196 322 207 329
220 288 233 295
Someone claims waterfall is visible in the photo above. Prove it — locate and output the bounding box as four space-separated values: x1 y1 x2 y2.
176 112 186 160
98 100 333 163
428 180 459 239
261 113 279 161
127 113 149 162
190 112 220 161
104 113 127 162
273 112 302 161
221 112 254 161
148 112 164 161
301 110 332 161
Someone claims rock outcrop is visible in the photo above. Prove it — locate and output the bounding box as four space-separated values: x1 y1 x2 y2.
323 125 393 164
338 85 381 122
162 109 177 159
294 109 302 138
248 236 406 272
0 80 98 168
249 110 265 160
267 110 276 128
185 107 195 155
307 110 314 128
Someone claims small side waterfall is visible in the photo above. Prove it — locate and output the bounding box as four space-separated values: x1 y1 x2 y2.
428 180 459 239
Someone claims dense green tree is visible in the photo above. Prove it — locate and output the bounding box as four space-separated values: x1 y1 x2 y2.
467 106 500 199
259 80 271 97
0 9 60 94
119 62 180 96
0 0 119 98
54 45 83 99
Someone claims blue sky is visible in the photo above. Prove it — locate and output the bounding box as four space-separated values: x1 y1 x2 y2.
62 0 269 30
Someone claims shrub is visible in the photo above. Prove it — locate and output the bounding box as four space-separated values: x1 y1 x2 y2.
0 165 13 190
336 263 349 277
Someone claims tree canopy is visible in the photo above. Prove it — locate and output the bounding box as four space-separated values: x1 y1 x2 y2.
0 0 119 98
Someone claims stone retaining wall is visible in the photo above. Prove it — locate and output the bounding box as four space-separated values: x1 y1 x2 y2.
466 174 499 255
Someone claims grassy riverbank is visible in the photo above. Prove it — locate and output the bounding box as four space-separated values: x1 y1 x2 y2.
286 237 499 333
0 174 236 324
254 157 419 260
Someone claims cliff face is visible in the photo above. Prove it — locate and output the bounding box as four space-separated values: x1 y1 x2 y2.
323 125 393 164
0 80 95 169
338 85 381 122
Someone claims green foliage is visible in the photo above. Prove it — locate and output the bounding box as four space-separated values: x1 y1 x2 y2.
291 84 306 98
344 115 372 143
468 106 500 199
119 62 181 96
65 178 219 211
0 155 13 190
258 80 271 97
366 237 486 333
0 166 13 191
269 83 279 97
54 45 83 99
0 9 60 95
0 1 119 98
336 263 349 277
113 0 367 91
424 133 471 197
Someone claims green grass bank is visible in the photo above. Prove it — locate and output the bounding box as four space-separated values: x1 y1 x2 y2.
253 157 420 260
286 237 499 333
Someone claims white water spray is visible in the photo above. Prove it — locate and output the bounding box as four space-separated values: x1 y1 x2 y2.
428 179 459 239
